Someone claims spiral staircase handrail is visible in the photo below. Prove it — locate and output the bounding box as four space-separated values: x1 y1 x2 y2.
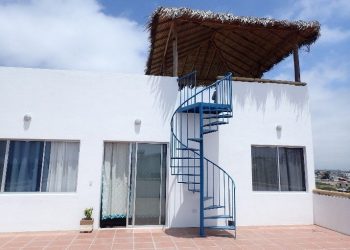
170 72 236 187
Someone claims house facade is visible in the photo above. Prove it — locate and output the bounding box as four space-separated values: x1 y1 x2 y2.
0 7 320 234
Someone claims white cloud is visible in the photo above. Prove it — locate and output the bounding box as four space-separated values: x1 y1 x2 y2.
303 62 350 170
276 0 350 45
319 26 350 44
280 0 350 21
0 0 148 73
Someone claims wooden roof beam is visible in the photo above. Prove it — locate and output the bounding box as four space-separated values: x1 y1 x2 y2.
253 32 298 77
180 53 189 76
230 30 270 54
172 22 178 76
216 31 265 58
214 34 262 68
211 41 248 76
205 47 217 80
150 34 211 66
212 39 253 71
160 22 174 75
151 31 211 61
191 46 201 72
198 41 211 78
153 24 206 44
177 35 212 57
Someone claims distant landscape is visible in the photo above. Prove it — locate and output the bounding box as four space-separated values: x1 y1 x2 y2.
315 169 350 193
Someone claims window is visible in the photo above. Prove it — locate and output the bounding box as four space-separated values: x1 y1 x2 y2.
0 140 80 192
251 146 306 191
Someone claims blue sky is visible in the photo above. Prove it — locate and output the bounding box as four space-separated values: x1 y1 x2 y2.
0 0 349 170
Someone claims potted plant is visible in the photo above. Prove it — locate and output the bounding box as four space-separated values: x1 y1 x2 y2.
80 208 94 233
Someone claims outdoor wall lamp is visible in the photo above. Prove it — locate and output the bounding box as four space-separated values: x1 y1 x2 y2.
23 114 32 122
135 119 141 125
276 124 282 131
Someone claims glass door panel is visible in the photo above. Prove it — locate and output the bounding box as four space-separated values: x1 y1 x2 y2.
100 142 130 227
134 143 162 225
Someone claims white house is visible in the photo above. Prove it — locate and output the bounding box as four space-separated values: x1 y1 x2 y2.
0 7 320 236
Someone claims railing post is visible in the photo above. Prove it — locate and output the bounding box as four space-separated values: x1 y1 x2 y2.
229 74 233 110
215 82 218 104
199 104 205 237
194 71 197 103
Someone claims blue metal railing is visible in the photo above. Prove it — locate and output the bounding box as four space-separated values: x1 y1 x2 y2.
170 71 236 237
178 72 233 109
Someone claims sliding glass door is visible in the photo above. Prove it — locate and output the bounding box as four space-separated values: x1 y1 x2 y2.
100 142 167 228
133 143 166 225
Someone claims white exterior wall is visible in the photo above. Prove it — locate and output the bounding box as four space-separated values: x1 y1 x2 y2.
0 67 178 232
314 194 350 235
0 67 315 232
219 82 315 226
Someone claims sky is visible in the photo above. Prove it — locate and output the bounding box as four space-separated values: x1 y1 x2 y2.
0 0 349 170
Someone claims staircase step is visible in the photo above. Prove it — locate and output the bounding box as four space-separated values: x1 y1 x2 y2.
176 147 199 151
204 205 225 210
172 173 200 176
188 189 200 192
171 165 199 168
178 181 200 184
177 103 231 114
204 215 232 219
204 114 232 119
171 157 200 159
204 196 214 200
203 129 217 135
206 225 236 230
203 121 228 127
188 138 202 143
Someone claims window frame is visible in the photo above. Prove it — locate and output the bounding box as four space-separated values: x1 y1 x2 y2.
0 139 80 193
251 145 308 192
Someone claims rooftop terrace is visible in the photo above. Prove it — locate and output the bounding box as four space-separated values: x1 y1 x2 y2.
0 225 349 249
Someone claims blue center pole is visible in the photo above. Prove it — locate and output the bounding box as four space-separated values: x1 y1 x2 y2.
199 104 205 237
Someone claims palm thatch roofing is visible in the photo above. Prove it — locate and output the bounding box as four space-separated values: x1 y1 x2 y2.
146 7 320 84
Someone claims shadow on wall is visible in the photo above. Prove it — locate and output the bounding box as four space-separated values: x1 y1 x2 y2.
204 131 220 165
167 173 201 228
233 82 309 121
148 76 178 125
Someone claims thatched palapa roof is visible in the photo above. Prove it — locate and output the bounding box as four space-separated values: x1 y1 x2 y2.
146 7 320 84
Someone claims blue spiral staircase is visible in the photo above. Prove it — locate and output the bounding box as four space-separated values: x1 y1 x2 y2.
170 71 236 237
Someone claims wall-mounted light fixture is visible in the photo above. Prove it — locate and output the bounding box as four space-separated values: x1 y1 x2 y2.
23 114 32 122
134 119 141 134
134 119 142 125
276 124 282 131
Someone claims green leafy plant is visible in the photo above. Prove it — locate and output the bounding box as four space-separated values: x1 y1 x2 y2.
84 208 93 220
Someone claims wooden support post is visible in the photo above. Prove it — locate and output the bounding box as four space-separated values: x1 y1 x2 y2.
172 23 178 77
293 46 300 82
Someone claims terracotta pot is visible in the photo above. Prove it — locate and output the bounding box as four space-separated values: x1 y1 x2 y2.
80 219 94 233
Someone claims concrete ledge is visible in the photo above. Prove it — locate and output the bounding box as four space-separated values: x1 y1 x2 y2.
233 76 307 86
313 189 350 199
